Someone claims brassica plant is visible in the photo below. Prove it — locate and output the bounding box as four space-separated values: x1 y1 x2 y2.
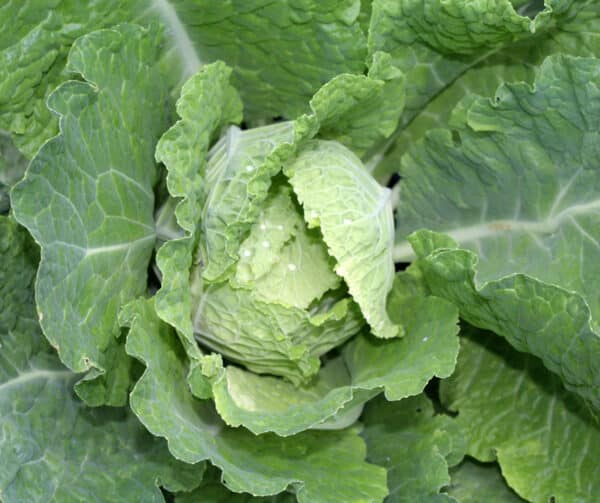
1 1 599 502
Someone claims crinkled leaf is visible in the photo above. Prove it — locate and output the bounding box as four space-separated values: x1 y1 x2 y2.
193 282 363 385
209 271 459 435
201 122 308 282
11 24 170 406
0 1 152 157
166 0 367 122
0 217 204 502
286 140 397 338
121 297 388 503
440 327 600 502
361 394 465 503
154 61 242 397
396 55 600 409
234 182 340 309
368 0 540 120
447 460 525 503
343 272 459 401
0 130 28 212
367 0 587 180
309 51 405 158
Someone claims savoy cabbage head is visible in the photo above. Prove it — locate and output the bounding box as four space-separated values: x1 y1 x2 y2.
1 1 600 502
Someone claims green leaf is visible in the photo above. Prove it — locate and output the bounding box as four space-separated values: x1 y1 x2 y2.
0 130 28 212
154 61 242 397
286 140 398 339
0 1 152 158
166 0 367 122
0 216 204 502
309 51 405 158
447 460 525 503
121 297 388 503
367 0 541 123
343 273 460 401
440 327 600 502
193 282 363 385
207 271 459 435
367 0 592 180
11 24 171 406
396 55 600 409
361 394 465 503
200 122 307 283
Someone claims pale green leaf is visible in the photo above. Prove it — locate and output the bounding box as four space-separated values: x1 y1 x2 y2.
193 282 363 385
200 122 307 282
440 328 600 502
234 182 340 309
11 24 170 406
207 271 459 435
395 55 600 409
343 273 459 401
154 61 242 397
286 140 397 339
121 297 389 503
0 216 204 502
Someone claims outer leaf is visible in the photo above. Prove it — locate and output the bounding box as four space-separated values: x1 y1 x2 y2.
166 0 367 122
0 130 28 212
309 51 405 158
208 271 459 435
447 461 525 503
376 0 600 180
343 273 459 402
440 328 600 502
11 24 170 406
121 297 388 503
361 394 465 503
0 1 150 157
365 0 575 178
0 217 204 502
154 61 242 397
395 55 600 409
286 140 397 338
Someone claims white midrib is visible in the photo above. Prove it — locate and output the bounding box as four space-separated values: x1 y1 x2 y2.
84 234 156 257
0 369 72 393
152 0 202 77
393 199 600 262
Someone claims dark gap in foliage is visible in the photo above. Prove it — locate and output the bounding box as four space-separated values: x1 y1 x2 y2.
451 129 462 147
161 488 175 502
426 377 458 417
424 377 440 405
386 172 400 189
147 249 161 295
394 261 410 272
